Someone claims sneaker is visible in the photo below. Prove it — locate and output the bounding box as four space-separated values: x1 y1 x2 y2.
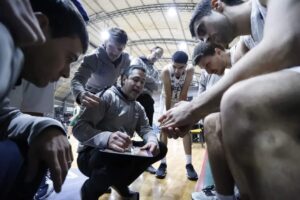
234 186 241 200
192 185 239 200
186 164 198 181
34 174 54 200
192 185 217 200
112 185 139 200
145 165 156 174
191 191 218 200
155 163 167 179
202 185 216 196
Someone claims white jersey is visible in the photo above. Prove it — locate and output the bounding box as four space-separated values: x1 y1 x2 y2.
168 64 187 105
251 0 267 45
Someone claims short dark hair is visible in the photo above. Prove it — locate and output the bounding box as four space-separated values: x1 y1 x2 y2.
108 27 128 44
30 0 89 53
189 0 244 38
189 0 212 38
172 51 189 64
121 65 146 86
192 41 225 65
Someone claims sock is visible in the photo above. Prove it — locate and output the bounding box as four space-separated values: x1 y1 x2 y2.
161 157 166 164
216 193 236 200
186 154 192 165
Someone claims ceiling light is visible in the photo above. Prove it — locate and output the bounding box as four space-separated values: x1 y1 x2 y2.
167 7 177 17
101 30 110 40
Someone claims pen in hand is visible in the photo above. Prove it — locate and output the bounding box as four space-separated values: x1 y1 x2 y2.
119 127 132 152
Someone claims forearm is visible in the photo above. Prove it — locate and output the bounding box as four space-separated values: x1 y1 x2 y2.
71 64 94 103
140 128 158 146
0 105 66 144
165 96 171 110
73 120 111 149
71 77 86 104
145 133 158 145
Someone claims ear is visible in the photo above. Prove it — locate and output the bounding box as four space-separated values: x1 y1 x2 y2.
35 12 50 37
211 0 224 12
214 47 223 55
121 75 127 86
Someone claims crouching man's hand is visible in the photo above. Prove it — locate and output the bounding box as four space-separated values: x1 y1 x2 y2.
141 141 159 156
108 131 131 152
25 127 73 193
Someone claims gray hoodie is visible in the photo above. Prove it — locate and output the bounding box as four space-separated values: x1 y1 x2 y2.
71 45 130 102
73 86 158 152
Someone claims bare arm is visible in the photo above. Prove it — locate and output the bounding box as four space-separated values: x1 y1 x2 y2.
161 68 172 110
179 67 194 101
231 38 250 64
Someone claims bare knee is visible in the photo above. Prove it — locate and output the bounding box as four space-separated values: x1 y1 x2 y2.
204 113 222 144
220 81 259 154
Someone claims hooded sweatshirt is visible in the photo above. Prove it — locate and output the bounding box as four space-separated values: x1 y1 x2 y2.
73 86 158 152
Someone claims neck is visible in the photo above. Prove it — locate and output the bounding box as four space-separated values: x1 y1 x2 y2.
225 51 232 67
119 87 135 100
223 1 252 37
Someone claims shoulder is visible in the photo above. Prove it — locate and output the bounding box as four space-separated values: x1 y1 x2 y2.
82 49 99 62
200 70 209 79
161 66 171 78
186 66 194 74
185 66 194 78
161 65 170 74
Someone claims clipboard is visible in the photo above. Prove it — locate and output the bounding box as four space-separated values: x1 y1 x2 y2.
99 146 153 158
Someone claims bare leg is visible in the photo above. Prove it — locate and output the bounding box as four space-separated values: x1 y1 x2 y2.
204 113 235 195
221 71 300 200
160 132 168 152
